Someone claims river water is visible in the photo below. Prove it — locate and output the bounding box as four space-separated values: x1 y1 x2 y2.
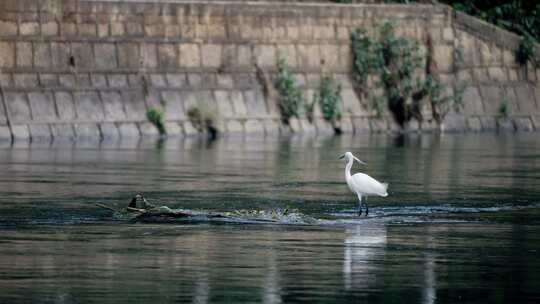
0 133 539 303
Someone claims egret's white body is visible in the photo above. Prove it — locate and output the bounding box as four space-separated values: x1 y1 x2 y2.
340 152 388 216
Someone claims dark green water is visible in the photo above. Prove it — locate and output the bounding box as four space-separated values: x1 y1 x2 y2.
0 133 539 303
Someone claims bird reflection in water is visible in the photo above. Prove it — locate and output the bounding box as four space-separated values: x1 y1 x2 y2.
343 224 387 290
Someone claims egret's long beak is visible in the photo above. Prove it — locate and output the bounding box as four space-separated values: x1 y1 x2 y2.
353 156 367 165
338 154 345 160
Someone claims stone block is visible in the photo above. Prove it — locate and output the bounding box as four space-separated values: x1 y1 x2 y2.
0 21 17 35
59 74 76 87
141 44 158 68
353 117 370 133
230 91 247 116
111 22 124 36
16 42 32 67
532 116 540 130
432 45 453 72
179 44 201 68
214 90 233 118
243 90 267 116
78 23 96 37
479 86 502 115
13 74 38 88
487 67 507 82
466 117 482 131
50 42 69 69
0 126 11 141
183 121 198 136
442 114 466 132
339 45 352 71
254 45 276 68
118 123 140 138
94 43 117 69
72 43 94 69
42 22 58 36
514 85 536 113
108 74 128 88
55 92 76 120
314 118 334 135
51 124 75 140
340 116 354 133
39 74 58 87
122 91 146 119
34 43 51 68
11 125 30 141
126 22 143 36
29 124 52 141
319 44 339 68
74 91 104 120
480 117 496 131
75 123 101 138
164 122 182 137
61 23 77 36
187 73 202 88
226 120 244 133
5 93 31 122
341 88 363 114
237 45 252 67
0 74 12 87
91 74 108 87
158 43 177 68
264 119 280 135
201 44 222 68
0 42 15 67
216 74 234 89
300 118 315 133
497 118 514 132
149 74 167 87
161 91 185 120
370 119 387 133
20 22 39 36
167 73 186 88
462 86 484 114
99 123 120 139
513 118 534 132
139 122 160 137
244 119 264 134
117 43 140 68
289 117 301 133
276 44 297 68
100 91 126 120
28 92 56 121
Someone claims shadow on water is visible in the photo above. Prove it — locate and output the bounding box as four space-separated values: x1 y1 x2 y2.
0 133 540 303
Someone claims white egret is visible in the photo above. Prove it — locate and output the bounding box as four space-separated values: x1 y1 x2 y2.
339 152 388 216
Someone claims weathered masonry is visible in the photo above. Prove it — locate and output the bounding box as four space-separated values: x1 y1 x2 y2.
0 0 538 141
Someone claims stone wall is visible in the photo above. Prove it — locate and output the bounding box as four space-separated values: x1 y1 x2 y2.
0 0 538 142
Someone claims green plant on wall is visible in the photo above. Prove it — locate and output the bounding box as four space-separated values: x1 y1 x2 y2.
350 22 464 128
146 107 166 135
314 75 342 126
187 101 218 138
498 96 510 118
274 59 304 124
516 35 539 67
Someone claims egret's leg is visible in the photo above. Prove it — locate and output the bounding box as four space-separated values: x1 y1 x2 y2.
356 194 363 216
364 196 369 216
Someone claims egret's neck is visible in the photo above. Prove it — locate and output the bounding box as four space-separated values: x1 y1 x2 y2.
345 158 353 181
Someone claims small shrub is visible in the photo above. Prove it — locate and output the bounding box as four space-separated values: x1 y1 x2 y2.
274 59 304 124
187 102 218 138
516 35 538 66
314 76 342 125
146 107 165 135
350 22 464 128
498 98 510 118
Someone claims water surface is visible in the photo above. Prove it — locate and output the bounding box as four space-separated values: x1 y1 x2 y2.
0 133 539 303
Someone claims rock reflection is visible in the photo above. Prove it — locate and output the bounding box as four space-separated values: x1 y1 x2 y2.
343 224 387 291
